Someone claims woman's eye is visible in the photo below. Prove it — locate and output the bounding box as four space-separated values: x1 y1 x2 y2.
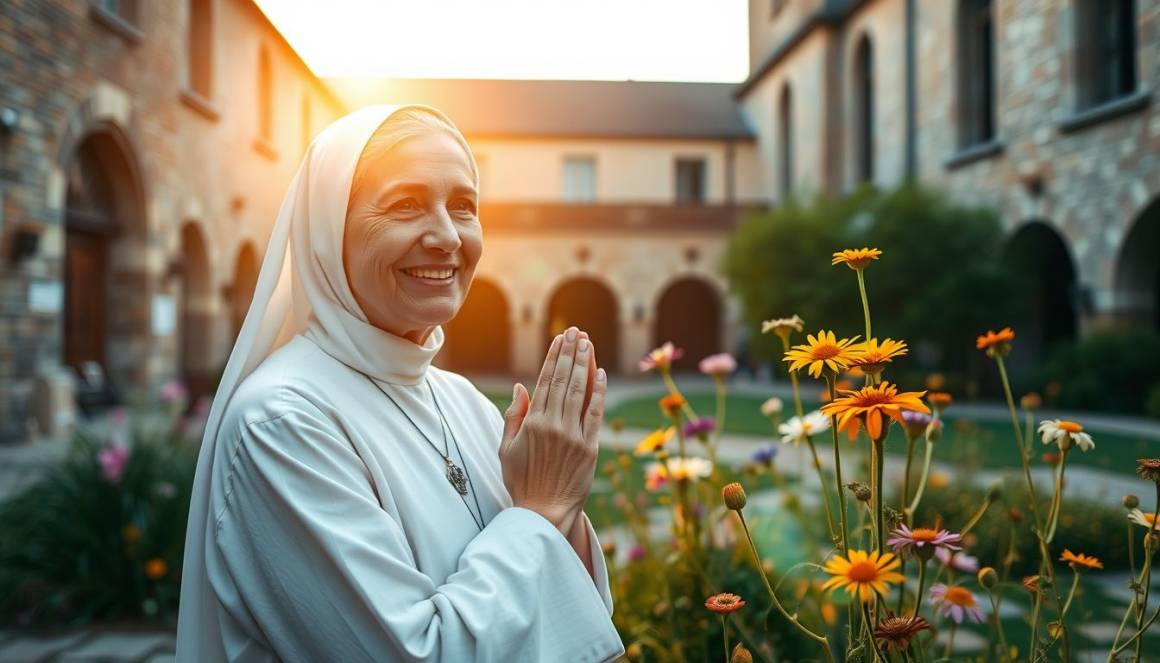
388 198 419 213
450 199 477 214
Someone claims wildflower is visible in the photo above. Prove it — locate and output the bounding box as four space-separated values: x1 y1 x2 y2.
1124 494 1140 509
783 330 864 379
820 549 904 602
625 642 644 661
976 327 1016 358
704 592 746 614
978 567 998 589
644 463 669 492
682 417 715 440
722 482 747 510
1060 549 1103 572
627 545 646 563
1022 575 1041 595
601 541 616 557
761 314 804 341
144 558 168 581
666 457 713 482
759 397 783 417
750 446 777 467
925 418 944 443
887 524 963 558
98 445 130 484
927 391 952 412
850 338 908 374
610 418 626 433
777 411 830 445
159 380 188 405
928 471 950 489
1128 508 1159 532
928 583 985 624
634 427 675 456
1038 419 1094 452
659 393 686 419
1137 458 1160 483
731 642 754 663
1021 392 1042 411
900 409 932 440
832 247 883 270
820 382 930 442
640 342 683 372
821 602 838 626
874 614 932 652
699 353 736 377
935 547 979 573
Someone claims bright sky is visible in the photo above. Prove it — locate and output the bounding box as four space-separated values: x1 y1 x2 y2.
253 0 750 82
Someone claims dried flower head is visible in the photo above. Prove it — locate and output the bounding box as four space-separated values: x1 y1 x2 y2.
874 614 932 652
1137 459 1160 484
832 247 883 270
1123 494 1140 510
704 592 747 614
976 327 1016 358
762 314 805 341
1060 549 1103 572
730 642 754 663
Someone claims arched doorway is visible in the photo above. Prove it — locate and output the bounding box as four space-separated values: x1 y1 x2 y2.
1116 198 1160 332
852 33 875 185
179 223 215 400
63 129 147 398
228 243 260 343
1002 221 1077 371
544 278 620 374
653 277 722 372
438 278 511 375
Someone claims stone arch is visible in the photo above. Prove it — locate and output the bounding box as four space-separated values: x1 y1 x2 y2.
227 241 260 343
62 126 149 393
544 277 620 374
1115 196 1160 332
179 222 216 400
652 275 724 372
438 277 513 375
1001 220 1078 370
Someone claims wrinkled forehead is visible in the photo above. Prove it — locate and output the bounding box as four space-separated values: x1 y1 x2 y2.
358 131 478 196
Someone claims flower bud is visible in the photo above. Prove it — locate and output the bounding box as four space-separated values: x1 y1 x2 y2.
1020 393 1042 411
1123 494 1140 509
722 482 748 510
731 643 754 663
602 541 616 557
626 642 644 661
986 481 1002 504
978 567 998 590
925 420 943 444
848 481 872 503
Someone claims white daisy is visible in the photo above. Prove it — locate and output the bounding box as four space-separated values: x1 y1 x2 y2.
777 410 830 445
1037 419 1094 452
760 397 783 417
1127 508 1158 531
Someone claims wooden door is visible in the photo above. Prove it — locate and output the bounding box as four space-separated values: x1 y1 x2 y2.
64 231 109 370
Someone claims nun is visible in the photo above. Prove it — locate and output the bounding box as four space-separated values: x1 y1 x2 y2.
176 105 624 662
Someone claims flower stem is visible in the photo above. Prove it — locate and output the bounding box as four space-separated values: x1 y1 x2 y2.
873 437 885 557
1028 591 1042 660
826 375 850 553
1044 449 1068 543
661 369 698 421
987 589 1011 663
806 435 838 544
856 268 872 342
995 355 1042 529
862 601 887 662
721 614 730 663
905 440 935 517
912 559 927 620
901 435 916 522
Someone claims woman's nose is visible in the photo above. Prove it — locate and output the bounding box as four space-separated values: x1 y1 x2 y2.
421 209 462 253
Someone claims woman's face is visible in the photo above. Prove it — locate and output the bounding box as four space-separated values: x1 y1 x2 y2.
343 130 481 344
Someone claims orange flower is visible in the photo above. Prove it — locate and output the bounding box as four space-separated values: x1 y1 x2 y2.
784 330 864 379
659 393 686 419
821 549 904 602
704 592 747 614
144 558 168 581
832 247 883 270
976 327 1016 357
820 382 930 442
927 392 952 411
1060 549 1103 572
850 338 908 374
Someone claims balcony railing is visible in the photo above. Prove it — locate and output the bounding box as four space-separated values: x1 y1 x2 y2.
478 202 762 232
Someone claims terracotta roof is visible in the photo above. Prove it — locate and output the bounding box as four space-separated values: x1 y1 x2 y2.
329 78 755 140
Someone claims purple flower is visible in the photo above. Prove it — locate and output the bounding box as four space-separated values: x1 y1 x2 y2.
682 417 716 439
98 445 130 484
887 524 963 556
901 409 933 440
929 583 985 624
751 446 778 466
935 547 980 573
627 545 646 563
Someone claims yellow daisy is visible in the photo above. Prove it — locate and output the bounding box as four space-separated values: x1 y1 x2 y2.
832 247 883 270
850 338 908 374
783 330 863 379
821 549 904 602
820 382 930 442
634 427 675 456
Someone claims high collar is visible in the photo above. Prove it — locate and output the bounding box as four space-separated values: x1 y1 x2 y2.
305 311 444 386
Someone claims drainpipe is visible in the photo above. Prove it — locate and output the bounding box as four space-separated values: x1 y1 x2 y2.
904 0 917 179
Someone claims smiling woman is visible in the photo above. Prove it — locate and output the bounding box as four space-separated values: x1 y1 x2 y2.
176 105 622 662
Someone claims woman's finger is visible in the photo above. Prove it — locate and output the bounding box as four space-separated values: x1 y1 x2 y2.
546 327 579 419
562 336 592 428
582 368 607 446
530 334 563 414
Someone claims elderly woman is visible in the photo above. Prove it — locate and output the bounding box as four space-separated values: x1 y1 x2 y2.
176 105 624 662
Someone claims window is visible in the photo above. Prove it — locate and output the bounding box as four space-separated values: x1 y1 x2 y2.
675 158 706 204
1076 0 1137 109
562 157 596 202
188 0 213 99
778 83 794 197
852 34 875 184
257 47 273 143
957 0 995 147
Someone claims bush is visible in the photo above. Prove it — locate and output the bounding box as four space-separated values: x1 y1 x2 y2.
722 183 1015 381
0 409 199 627
1032 331 1160 416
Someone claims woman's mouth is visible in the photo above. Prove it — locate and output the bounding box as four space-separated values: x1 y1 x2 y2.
400 266 458 286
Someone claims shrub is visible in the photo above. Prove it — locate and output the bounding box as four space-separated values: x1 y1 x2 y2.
1032 331 1160 416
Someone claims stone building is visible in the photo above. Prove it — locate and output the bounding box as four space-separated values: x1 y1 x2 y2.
0 0 342 440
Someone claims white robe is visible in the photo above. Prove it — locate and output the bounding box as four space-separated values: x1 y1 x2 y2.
203 333 624 662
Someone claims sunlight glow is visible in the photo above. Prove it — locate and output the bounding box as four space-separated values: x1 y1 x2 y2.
253 0 749 82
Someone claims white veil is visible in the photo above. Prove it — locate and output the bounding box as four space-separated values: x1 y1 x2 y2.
176 104 465 659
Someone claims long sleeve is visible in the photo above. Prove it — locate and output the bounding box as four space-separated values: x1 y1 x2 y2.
208 409 624 663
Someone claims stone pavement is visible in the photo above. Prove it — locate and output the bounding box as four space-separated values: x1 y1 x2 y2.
0 630 174 663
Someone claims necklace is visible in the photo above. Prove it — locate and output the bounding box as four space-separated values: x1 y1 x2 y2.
363 374 485 531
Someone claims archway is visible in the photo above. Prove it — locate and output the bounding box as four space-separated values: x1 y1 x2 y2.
179 223 215 400
438 278 512 375
544 278 620 374
63 129 147 396
1001 221 1077 371
653 277 722 372
1115 197 1160 332
228 242 260 343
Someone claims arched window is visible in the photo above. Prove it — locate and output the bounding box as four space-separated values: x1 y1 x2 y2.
188 0 213 99
778 82 793 198
852 34 874 184
257 47 273 142
1075 0 1137 109
956 0 995 146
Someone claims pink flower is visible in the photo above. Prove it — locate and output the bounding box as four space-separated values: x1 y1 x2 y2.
98 445 130 484
929 583 985 624
627 545 646 563
934 547 979 573
887 525 963 556
698 353 736 377
159 380 188 404
640 342 683 372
